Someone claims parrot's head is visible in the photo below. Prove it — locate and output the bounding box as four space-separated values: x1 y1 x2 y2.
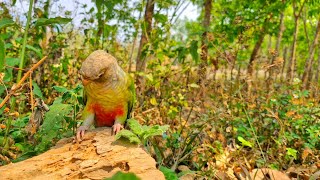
80 50 120 86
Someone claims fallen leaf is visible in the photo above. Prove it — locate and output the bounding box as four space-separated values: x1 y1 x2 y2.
286 111 295 117
301 148 313 162
250 168 290 180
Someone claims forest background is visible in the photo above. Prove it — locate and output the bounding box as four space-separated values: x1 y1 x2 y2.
0 0 319 179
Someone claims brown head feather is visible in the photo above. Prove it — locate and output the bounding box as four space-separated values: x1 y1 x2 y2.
80 50 121 83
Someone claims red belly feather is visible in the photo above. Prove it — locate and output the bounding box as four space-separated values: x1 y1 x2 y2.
90 104 124 127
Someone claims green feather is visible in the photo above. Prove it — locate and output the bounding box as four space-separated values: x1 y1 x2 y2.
82 88 87 105
126 74 135 119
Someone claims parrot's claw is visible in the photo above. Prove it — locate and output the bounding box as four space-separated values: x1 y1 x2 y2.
112 123 123 135
76 126 88 142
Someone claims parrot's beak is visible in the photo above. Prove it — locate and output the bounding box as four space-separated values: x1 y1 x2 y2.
82 78 90 86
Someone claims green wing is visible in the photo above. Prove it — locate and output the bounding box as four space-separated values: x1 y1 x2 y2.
126 75 135 119
82 88 87 106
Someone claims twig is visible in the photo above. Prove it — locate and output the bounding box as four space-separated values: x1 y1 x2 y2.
5 65 27 71
29 73 34 113
238 91 267 164
0 56 47 109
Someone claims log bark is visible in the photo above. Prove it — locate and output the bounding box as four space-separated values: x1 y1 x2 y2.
0 128 165 180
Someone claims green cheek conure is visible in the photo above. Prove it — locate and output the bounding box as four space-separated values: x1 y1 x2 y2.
76 50 135 141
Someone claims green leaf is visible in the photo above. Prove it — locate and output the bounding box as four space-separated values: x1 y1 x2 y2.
14 143 25 152
150 97 158 105
154 13 168 24
72 84 83 93
188 83 199 88
95 0 103 14
11 130 24 140
159 166 178 180
127 119 144 136
0 136 4 145
12 150 37 162
145 74 153 82
286 148 298 160
0 37 5 72
5 57 20 66
32 81 43 98
53 86 69 93
11 0 17 6
35 100 73 153
105 171 141 180
237 136 253 147
189 40 199 63
115 129 141 144
26 45 43 58
0 85 5 96
142 125 169 140
34 17 72 27
0 18 16 30
176 46 187 63
4 67 13 82
62 93 72 102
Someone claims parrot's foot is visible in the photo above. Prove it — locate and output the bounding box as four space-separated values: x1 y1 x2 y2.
112 123 123 135
76 125 89 142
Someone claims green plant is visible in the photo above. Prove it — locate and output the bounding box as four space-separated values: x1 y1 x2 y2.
105 171 140 180
53 84 84 132
115 119 169 145
16 0 34 82
11 85 83 161
286 148 298 160
159 166 179 180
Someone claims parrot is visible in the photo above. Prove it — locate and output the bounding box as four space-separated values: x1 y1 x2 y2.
76 50 135 141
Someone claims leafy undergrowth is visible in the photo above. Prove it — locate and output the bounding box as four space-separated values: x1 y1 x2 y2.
0 85 83 163
131 65 320 179
0 70 319 179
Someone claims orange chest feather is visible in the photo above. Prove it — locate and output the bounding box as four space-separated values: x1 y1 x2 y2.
89 103 124 127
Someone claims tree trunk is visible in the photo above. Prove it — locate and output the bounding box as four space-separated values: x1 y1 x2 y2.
197 0 212 91
281 46 288 82
136 0 154 73
128 8 143 73
247 18 269 77
95 2 104 48
135 0 155 105
268 11 284 86
264 35 272 80
286 18 299 83
286 0 306 83
302 18 320 89
302 10 310 49
314 45 320 83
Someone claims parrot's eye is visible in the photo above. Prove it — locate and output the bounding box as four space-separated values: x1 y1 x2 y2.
81 75 86 80
98 73 104 79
